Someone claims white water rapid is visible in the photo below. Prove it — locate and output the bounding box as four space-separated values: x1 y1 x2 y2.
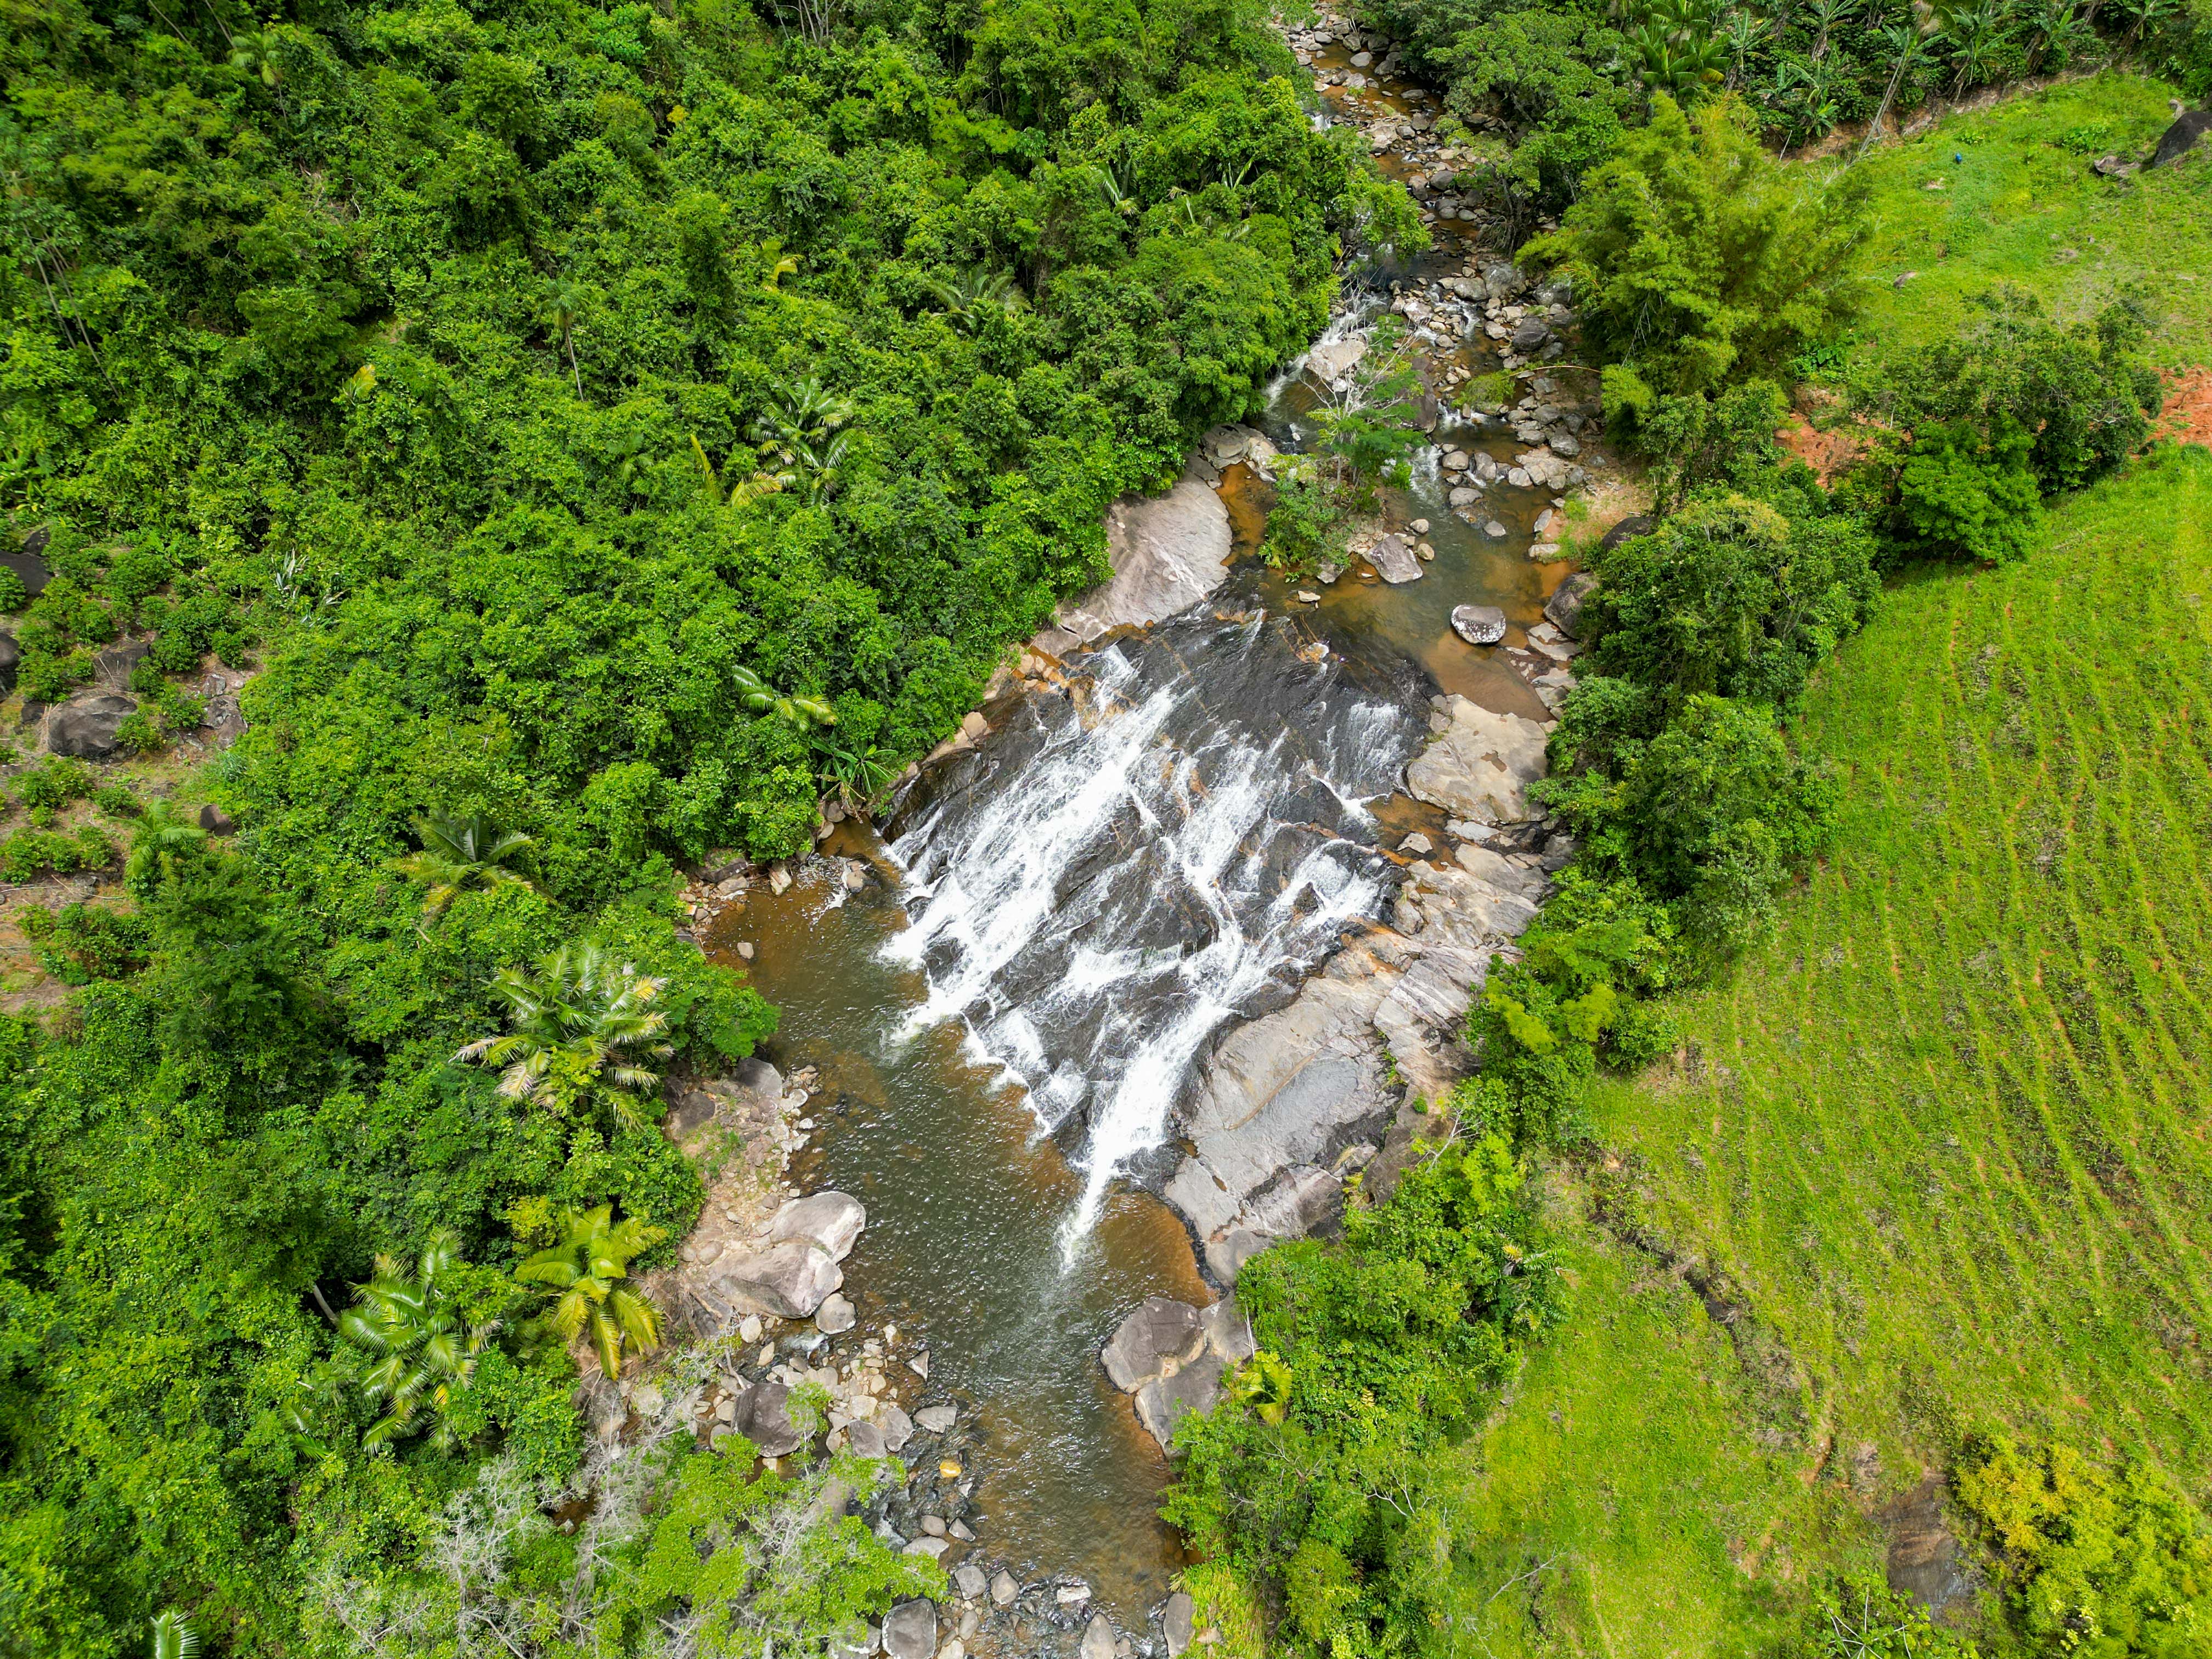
882 609 1426 1262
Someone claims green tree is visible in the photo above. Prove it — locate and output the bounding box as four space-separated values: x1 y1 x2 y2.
393 811 539 916
1523 93 1870 410
516 1204 665 1378
337 1229 500 1453
540 276 586 397
454 944 675 1132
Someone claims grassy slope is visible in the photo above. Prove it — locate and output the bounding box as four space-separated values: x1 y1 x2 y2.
1840 71 2212 365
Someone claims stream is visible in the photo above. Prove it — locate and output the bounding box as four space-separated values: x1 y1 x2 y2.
704 16 1594 1630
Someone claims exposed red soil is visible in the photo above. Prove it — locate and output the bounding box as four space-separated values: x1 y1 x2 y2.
2154 368 2212 450
1778 413 1878 485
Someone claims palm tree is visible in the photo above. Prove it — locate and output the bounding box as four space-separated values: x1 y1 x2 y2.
733 663 837 729
394 811 537 917
516 1205 666 1379
690 433 789 509
1944 0 2012 94
1633 23 1728 93
125 797 207 895
926 266 1024 331
1088 160 1142 219
751 376 854 454
1858 16 1942 156
337 1229 498 1453
541 277 585 397
454 944 675 1131
150 1611 200 1659
229 30 281 87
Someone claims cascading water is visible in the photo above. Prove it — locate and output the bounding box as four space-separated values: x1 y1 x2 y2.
883 607 1427 1259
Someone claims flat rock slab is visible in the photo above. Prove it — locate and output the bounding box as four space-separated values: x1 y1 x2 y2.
1037 477 1232 651
1101 1296 1207 1393
1405 696 1550 823
1451 604 1506 645
1368 534 1423 583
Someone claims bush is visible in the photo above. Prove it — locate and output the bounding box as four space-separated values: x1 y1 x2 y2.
1260 469 1347 575
1955 1437 2212 1656
1523 94 1870 409
1894 418 2044 565
18 901 151 984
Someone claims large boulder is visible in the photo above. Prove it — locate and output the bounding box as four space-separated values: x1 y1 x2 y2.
1366 534 1423 584
731 1380 806 1457
1163 1592 1197 1657
1306 335 1368 382
1037 477 1233 651
1134 1351 1227 1450
2151 107 2211 168
1596 513 1654 553
0 632 16 695
1081 1615 1118 1659
768 1190 867 1261
1101 1297 1207 1393
1544 571 1599 639
1404 696 1550 823
882 1600 938 1659
1509 316 1553 353
47 693 136 760
708 1239 843 1318
1450 605 1506 646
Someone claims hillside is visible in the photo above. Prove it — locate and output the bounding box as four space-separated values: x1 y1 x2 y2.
1445 440 2212 1654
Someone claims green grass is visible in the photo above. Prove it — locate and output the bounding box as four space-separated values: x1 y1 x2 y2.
1458 445 2212 1651
1838 73 2212 366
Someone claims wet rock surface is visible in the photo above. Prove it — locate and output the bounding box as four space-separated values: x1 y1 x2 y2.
1034 476 1234 654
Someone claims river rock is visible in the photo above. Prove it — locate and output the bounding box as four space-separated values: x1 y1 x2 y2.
1306 335 1368 382
1544 571 1599 638
882 1600 936 1659
1448 486 1479 509
768 1190 867 1260
46 693 136 759
848 1419 887 1457
816 1292 857 1335
1102 1296 1207 1392
1509 316 1553 353
955 1563 989 1600
1450 605 1506 646
991 1570 1019 1606
1135 1351 1226 1449
915 1404 957 1433
1163 1592 1197 1657
1082 1615 1117 1659
1200 423 1278 476
880 1402 915 1452
1037 477 1233 652
708 1239 843 1318
731 1380 807 1457
1367 534 1422 584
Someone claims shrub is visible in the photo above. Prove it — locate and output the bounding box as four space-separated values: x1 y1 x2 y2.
19 902 151 984
1895 418 2044 564
1260 469 1347 575
14 757 95 812
1955 1437 2212 1656
0 568 25 613
1523 93 1870 409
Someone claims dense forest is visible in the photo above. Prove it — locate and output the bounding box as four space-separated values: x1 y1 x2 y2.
5 0 2212 1647
0 0 1418 1648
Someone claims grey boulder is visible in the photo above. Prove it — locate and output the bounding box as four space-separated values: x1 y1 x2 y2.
2151 107 2211 168
47 693 136 760
1081 1615 1117 1659
769 1190 867 1261
878 1401 915 1453
1450 604 1507 646
1163 1590 1197 1657
1135 1351 1227 1451
1544 571 1599 639
1509 316 1553 353
731 1380 806 1458
881 1600 937 1659
0 632 16 694
1596 513 1654 552
1366 534 1424 584
1102 1296 1207 1393
710 1239 843 1318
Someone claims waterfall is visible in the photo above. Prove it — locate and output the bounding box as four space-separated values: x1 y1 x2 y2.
882 609 1424 1262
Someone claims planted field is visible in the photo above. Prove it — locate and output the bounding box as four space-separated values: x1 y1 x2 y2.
1454 445 2212 1651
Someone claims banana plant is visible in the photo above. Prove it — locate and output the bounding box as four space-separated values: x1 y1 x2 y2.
1857 17 1942 157
733 663 837 729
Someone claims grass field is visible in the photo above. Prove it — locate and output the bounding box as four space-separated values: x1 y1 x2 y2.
1837 72 2212 367
1452 444 2212 1653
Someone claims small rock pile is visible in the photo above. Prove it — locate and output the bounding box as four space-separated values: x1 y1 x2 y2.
1098 1294 1259 1450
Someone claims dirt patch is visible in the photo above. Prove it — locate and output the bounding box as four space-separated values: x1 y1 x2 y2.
2154 367 2212 449
1778 414 1878 486
1880 1472 1983 1621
